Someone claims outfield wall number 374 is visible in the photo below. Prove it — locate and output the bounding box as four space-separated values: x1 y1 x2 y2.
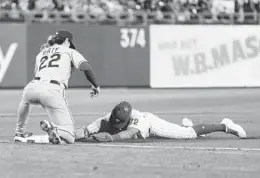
120 28 146 48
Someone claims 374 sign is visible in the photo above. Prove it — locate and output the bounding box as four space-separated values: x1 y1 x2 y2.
120 28 146 48
0 43 18 83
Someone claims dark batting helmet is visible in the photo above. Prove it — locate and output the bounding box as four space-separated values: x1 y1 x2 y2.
109 101 132 129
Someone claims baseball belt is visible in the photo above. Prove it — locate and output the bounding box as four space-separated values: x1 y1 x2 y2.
33 77 67 89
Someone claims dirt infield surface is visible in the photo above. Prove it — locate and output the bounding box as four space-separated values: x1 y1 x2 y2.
0 88 260 178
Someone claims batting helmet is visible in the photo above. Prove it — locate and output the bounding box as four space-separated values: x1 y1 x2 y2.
109 101 132 129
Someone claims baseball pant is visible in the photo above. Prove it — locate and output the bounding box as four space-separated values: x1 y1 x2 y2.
16 80 75 143
147 113 197 139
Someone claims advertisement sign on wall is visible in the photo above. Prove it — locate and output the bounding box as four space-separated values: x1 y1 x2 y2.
0 24 27 87
150 25 260 88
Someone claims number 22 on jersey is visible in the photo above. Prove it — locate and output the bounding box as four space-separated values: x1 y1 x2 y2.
39 53 61 71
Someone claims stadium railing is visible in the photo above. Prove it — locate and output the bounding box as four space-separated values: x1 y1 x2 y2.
0 10 259 25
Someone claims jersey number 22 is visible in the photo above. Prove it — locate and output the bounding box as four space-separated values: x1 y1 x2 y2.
39 53 61 71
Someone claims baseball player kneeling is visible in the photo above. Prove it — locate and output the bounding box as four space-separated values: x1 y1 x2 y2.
14 30 100 144
74 101 247 142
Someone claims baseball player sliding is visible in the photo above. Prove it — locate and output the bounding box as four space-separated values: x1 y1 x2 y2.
14 29 100 144
16 101 247 144
74 101 247 142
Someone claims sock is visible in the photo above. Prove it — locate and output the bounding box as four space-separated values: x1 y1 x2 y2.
192 124 226 136
15 101 31 133
27 135 49 144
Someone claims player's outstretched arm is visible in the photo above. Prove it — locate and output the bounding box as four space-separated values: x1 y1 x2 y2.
72 49 100 97
75 118 105 140
75 113 111 141
92 127 139 142
79 61 100 97
79 61 98 87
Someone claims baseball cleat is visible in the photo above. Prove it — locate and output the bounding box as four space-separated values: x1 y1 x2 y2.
40 120 62 144
221 118 247 138
14 132 33 142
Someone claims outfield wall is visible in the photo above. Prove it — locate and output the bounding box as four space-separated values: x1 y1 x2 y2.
150 25 260 88
1 24 260 88
0 24 150 88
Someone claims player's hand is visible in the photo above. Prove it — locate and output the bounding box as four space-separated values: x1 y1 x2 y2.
90 85 100 98
92 132 113 142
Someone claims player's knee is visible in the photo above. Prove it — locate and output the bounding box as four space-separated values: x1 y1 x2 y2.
57 129 75 144
63 134 75 144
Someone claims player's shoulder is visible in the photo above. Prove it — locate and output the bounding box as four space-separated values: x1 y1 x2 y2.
131 109 144 119
103 112 112 121
56 45 73 53
62 47 85 59
55 46 78 59
36 49 45 60
36 51 42 58
56 45 78 52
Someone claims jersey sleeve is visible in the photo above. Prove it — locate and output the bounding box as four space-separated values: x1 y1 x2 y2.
86 113 111 134
71 49 88 70
127 115 150 139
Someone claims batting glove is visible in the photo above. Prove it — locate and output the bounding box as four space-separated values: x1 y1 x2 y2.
92 132 113 142
90 85 100 98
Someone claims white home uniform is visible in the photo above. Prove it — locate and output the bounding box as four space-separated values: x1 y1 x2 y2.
16 44 87 143
87 109 197 139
